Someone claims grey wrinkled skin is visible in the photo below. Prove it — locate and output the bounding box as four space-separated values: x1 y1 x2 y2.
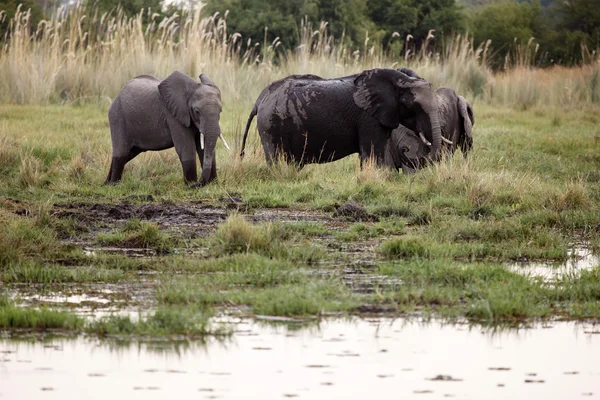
106 71 223 186
240 68 442 168
389 68 474 172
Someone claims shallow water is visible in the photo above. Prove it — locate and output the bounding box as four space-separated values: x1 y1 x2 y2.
2 318 599 399
510 246 599 282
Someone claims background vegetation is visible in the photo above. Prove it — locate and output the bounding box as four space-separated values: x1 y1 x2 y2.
2 0 599 68
0 1 599 107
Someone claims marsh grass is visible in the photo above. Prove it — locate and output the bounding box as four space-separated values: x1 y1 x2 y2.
1 261 126 283
158 276 358 317
87 308 226 337
96 219 177 252
0 215 61 266
213 214 290 256
0 296 84 331
376 259 600 320
0 296 224 336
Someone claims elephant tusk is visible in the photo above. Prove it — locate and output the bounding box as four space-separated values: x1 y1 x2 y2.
220 133 231 151
418 132 432 147
200 133 204 150
441 137 453 145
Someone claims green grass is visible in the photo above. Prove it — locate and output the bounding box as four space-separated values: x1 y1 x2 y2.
374 259 600 321
0 296 84 331
87 308 227 337
0 296 225 337
96 219 178 253
0 102 599 332
1 261 126 283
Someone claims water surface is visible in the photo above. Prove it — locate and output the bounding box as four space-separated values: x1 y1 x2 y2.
2 318 599 399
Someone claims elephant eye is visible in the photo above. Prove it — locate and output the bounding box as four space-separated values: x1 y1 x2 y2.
193 108 200 114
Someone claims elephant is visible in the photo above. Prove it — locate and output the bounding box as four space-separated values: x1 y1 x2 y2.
387 68 474 172
106 71 230 186
239 68 442 168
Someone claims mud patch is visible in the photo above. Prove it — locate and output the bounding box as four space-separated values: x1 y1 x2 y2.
52 202 228 229
333 201 379 222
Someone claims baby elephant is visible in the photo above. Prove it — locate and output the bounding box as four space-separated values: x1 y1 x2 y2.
387 68 474 171
106 71 229 186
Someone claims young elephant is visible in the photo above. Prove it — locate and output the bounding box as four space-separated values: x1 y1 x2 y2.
388 68 474 171
239 69 442 167
106 71 229 186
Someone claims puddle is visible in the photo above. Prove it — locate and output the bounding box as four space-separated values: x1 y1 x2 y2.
6 283 156 314
2 318 599 399
509 246 599 282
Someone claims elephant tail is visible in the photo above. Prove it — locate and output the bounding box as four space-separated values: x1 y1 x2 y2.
239 105 257 159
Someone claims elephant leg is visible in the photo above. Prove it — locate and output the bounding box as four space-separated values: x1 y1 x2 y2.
105 147 142 184
173 128 198 184
181 159 197 184
358 140 386 168
262 139 277 166
357 120 388 168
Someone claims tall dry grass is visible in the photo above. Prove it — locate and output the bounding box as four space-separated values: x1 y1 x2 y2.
0 3 599 108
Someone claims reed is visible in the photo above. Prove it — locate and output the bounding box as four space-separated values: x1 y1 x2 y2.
1 3 598 109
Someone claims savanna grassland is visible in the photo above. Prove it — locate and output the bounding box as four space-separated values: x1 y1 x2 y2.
1 5 599 338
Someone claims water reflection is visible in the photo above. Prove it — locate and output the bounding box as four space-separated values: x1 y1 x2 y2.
2 318 599 399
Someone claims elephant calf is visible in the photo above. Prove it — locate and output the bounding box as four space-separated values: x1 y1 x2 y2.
106 71 230 186
387 68 474 171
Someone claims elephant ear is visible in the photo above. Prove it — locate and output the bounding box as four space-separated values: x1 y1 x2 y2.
353 68 426 129
158 71 198 127
398 68 422 79
458 96 474 151
199 74 216 87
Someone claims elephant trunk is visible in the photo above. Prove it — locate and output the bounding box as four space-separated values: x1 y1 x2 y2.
427 111 442 161
199 121 220 186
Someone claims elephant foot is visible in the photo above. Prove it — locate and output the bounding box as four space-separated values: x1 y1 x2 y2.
188 181 204 189
189 179 216 189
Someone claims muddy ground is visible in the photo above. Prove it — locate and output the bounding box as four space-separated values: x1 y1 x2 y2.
6 199 387 314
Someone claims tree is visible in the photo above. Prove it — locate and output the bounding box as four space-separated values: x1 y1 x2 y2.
550 0 600 63
471 1 539 65
202 0 320 49
0 0 47 39
318 0 375 45
88 0 165 17
368 0 465 55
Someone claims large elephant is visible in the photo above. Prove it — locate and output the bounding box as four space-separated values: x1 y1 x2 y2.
106 71 229 186
387 68 474 171
239 68 442 167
